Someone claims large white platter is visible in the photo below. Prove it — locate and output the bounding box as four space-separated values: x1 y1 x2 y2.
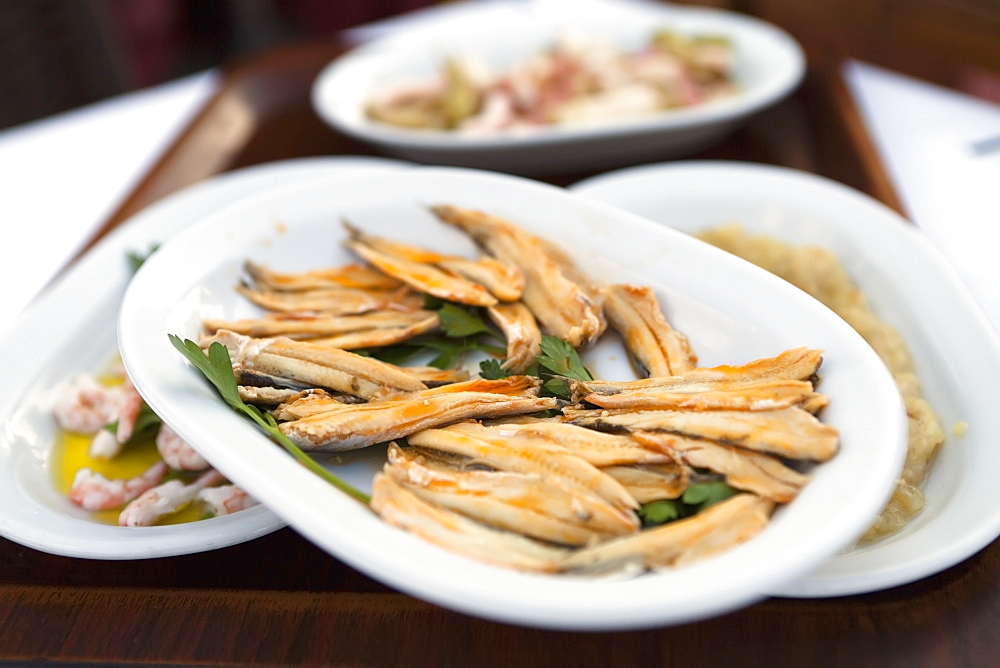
312 0 804 174
0 156 410 559
570 160 1000 597
118 165 905 629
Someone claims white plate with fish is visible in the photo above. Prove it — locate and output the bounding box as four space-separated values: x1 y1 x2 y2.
570 160 1000 597
0 155 411 559
312 0 804 175
118 165 904 629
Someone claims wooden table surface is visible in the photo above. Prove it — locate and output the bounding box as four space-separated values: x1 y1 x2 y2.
2 40 997 667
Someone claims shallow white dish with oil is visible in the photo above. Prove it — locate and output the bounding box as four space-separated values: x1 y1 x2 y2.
312 0 804 175
570 160 1000 597
119 165 904 628
0 156 410 559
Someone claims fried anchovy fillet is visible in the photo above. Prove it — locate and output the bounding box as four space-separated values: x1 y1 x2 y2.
602 283 697 377
203 329 427 400
237 385 309 407
279 377 557 451
243 260 400 291
477 417 673 467
343 222 499 307
307 313 440 349
485 302 543 373
409 421 640 521
203 309 438 341
431 204 606 348
371 473 570 573
384 443 634 544
601 463 691 503
581 379 824 412
570 347 824 399
438 256 525 302
559 493 774 574
565 406 839 462
234 283 422 315
633 431 810 503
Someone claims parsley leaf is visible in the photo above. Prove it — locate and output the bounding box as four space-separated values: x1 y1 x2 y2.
168 335 370 504
638 481 739 528
682 480 738 508
479 358 512 380
531 335 593 399
437 303 496 338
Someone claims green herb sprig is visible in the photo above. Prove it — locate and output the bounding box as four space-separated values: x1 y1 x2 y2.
168 335 370 505
638 480 738 527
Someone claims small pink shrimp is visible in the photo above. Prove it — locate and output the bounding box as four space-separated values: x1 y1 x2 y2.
68 461 169 511
155 423 210 471
198 485 259 516
119 468 225 527
113 380 144 444
51 374 125 435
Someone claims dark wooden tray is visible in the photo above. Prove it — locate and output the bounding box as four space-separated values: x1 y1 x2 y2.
3 39 996 667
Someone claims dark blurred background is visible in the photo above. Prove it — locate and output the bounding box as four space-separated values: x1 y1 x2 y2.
1 0 997 132
0 0 436 131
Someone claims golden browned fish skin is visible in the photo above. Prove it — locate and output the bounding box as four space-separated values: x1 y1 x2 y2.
431 204 606 348
633 432 809 503
370 473 570 572
476 418 673 467
602 283 697 377
234 283 422 315
307 313 441 350
203 330 428 400
343 223 499 307
566 406 839 462
600 463 691 503
559 493 774 574
582 379 823 412
203 310 438 341
572 347 824 398
243 260 400 291
485 302 543 373
384 444 632 544
438 256 525 302
410 421 640 520
279 378 557 451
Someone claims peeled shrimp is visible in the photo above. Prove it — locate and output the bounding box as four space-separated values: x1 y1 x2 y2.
119 468 225 527
68 461 169 511
198 485 259 516
52 374 124 435
155 423 210 471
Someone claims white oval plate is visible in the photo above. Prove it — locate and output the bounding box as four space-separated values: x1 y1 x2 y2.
312 0 804 175
119 165 905 628
0 156 411 559
570 160 1000 597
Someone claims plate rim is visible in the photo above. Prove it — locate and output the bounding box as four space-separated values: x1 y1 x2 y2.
0 156 410 559
569 159 1000 596
311 2 806 153
117 164 907 627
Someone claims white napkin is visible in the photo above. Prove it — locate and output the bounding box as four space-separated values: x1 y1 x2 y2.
0 70 217 338
844 60 1000 335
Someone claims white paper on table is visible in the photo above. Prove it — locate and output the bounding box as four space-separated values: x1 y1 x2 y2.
0 70 218 338
844 60 1000 335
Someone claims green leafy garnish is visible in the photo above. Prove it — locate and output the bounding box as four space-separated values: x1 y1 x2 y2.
478 358 512 380
127 244 160 272
638 481 739 528
537 336 593 381
529 335 594 400
168 335 370 504
437 302 496 338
